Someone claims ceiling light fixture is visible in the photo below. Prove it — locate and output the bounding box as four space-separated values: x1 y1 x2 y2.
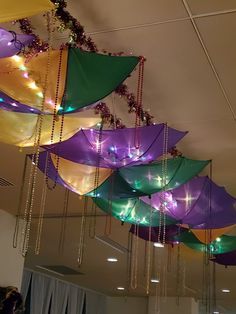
222 289 230 293
213 311 219 314
151 278 159 283
117 287 125 291
153 242 164 248
107 257 118 262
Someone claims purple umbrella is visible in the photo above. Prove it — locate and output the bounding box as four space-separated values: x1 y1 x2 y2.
212 250 236 266
0 91 41 114
129 224 187 244
43 124 187 168
142 176 236 229
0 28 34 58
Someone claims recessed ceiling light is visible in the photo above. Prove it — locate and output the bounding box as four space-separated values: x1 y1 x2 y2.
153 242 164 248
213 311 219 314
222 289 230 293
107 257 118 262
151 278 159 283
117 287 125 291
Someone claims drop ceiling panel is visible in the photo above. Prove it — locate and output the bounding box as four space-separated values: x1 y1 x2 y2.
91 20 232 124
187 0 236 15
66 0 188 33
195 12 236 114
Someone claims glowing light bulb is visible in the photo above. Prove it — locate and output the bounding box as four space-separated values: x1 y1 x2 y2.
0 98 3 102
11 102 18 107
19 65 27 71
216 237 221 242
7 41 12 46
28 82 37 90
23 72 29 79
36 92 43 98
12 55 21 62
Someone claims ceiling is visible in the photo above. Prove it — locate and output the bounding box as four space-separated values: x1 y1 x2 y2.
1 0 236 313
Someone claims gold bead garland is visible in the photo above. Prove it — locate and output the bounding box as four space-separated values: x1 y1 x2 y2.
58 189 70 254
21 11 53 257
77 196 88 266
13 155 28 248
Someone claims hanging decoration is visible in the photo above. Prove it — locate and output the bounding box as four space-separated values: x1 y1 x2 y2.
212 250 236 266
141 176 236 229
16 1 154 126
0 0 54 23
0 48 140 114
43 124 187 168
88 157 210 199
176 232 236 255
0 109 100 147
30 151 112 195
0 28 34 58
94 197 177 227
33 153 209 199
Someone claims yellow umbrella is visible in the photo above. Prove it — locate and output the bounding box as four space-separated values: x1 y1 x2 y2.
0 0 54 23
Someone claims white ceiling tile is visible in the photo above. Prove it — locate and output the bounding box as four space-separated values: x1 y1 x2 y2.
195 13 236 115
91 20 232 124
66 0 188 32
187 0 236 15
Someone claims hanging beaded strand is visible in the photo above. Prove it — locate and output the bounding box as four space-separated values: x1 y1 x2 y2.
34 154 48 255
45 46 64 190
89 120 104 239
134 57 145 149
13 155 28 248
58 189 70 254
158 123 169 244
146 196 153 295
77 196 88 266
21 11 53 257
130 223 139 290
104 169 114 236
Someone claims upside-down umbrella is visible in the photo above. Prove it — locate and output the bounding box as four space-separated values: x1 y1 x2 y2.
0 109 101 147
0 28 34 58
31 151 112 195
176 231 236 255
94 197 177 226
212 250 236 266
141 176 236 229
0 0 54 23
34 153 208 199
43 124 187 168
88 157 210 198
0 48 139 114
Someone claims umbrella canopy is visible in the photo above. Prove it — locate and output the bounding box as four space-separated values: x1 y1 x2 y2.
43 124 187 168
176 231 236 255
33 151 112 195
141 176 236 229
212 250 236 266
0 47 139 114
35 154 208 198
94 198 177 226
0 28 34 58
0 109 100 147
129 224 187 244
87 157 210 198
0 0 54 23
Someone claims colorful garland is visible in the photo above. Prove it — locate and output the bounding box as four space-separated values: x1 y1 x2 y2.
16 0 154 127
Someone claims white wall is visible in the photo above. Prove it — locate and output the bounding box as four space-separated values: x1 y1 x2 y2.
106 297 148 314
148 297 199 314
0 210 24 289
